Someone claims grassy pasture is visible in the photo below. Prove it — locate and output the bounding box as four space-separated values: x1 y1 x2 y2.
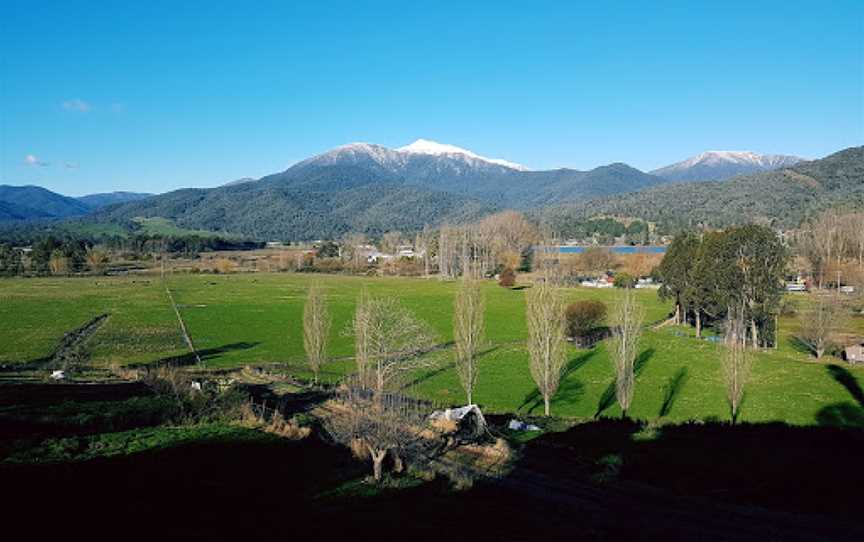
1 273 862 425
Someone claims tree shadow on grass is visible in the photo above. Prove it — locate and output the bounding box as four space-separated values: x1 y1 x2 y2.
817 364 864 428
399 344 499 392
519 350 595 415
595 348 654 418
658 367 689 418
138 342 261 368
788 336 815 356
826 364 864 407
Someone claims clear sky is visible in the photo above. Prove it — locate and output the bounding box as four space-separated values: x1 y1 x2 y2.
1 0 862 196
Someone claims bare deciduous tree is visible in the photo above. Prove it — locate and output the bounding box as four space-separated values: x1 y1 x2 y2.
323 386 433 482
351 294 437 393
303 283 331 383
609 288 644 417
341 232 368 271
454 272 485 404
49 250 69 276
721 305 752 423
798 294 846 359
526 278 567 416
85 246 108 274
352 288 372 387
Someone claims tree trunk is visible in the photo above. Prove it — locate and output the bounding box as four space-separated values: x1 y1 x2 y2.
695 310 702 338
392 450 404 473
750 319 759 349
544 394 550 417
371 449 386 481
774 314 779 350
675 302 681 325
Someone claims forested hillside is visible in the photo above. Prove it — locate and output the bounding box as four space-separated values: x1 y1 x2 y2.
94 165 499 240
541 147 864 234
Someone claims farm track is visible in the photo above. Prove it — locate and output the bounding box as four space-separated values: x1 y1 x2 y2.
0 313 109 372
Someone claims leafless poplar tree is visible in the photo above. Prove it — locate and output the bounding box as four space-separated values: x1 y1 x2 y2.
798 294 846 359
609 288 645 417
341 232 368 271
85 246 108 274
526 278 567 416
721 305 752 423
351 294 436 393
351 288 373 387
454 271 485 404
303 283 331 383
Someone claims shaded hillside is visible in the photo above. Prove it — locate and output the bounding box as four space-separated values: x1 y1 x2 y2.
95 165 499 240
541 146 864 232
0 185 91 220
77 192 153 208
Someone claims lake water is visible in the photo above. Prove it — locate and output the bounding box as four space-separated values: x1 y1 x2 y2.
557 246 667 254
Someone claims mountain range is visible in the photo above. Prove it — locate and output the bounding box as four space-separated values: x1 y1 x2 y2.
0 186 152 222
650 151 803 182
0 141 855 240
542 146 863 232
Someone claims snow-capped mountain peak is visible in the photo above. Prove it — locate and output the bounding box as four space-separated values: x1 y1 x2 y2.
651 150 803 182
398 139 528 171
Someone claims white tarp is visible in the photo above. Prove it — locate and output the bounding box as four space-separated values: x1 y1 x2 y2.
430 404 487 431
507 419 540 431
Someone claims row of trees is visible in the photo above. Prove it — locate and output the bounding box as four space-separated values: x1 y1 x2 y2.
657 225 788 346
796 209 864 289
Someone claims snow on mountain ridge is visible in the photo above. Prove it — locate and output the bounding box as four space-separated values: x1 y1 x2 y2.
295 139 528 172
652 150 803 181
397 139 528 170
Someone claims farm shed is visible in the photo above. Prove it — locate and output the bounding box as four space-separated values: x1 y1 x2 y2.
844 344 864 364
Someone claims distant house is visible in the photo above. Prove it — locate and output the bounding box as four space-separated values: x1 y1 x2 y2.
845 344 864 364
396 245 416 258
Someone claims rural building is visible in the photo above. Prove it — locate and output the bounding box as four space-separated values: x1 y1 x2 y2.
844 344 864 364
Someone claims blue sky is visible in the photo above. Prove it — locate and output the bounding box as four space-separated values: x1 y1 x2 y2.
1 0 862 196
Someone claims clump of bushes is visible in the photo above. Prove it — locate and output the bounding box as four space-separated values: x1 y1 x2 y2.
566 300 607 338
499 267 516 288
613 272 636 288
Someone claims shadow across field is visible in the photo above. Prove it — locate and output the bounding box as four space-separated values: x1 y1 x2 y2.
5 414 864 541
138 342 261 367
659 367 689 418
518 350 594 414
511 418 864 538
815 364 864 428
595 348 655 418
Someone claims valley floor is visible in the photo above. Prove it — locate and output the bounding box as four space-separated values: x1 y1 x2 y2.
1 272 863 426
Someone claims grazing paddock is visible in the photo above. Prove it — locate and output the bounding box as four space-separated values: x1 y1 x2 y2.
1 273 862 425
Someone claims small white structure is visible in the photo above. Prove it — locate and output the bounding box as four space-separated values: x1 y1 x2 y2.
191 381 203 391
840 286 856 294
50 370 65 380
580 279 613 289
507 419 541 431
430 404 487 434
845 344 864 364
786 283 807 292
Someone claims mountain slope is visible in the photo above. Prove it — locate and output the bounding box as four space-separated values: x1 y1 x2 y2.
77 192 153 208
285 140 666 208
0 200 53 222
652 151 803 182
95 165 499 240
0 185 92 220
542 146 864 232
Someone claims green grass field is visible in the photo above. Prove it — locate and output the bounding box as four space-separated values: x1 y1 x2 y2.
1 273 862 426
